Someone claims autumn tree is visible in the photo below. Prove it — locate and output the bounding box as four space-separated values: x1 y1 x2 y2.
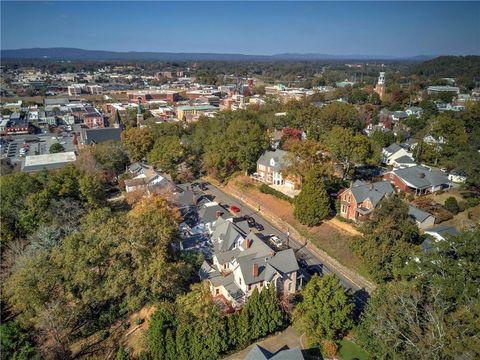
147 135 184 175
283 139 332 181
121 127 154 161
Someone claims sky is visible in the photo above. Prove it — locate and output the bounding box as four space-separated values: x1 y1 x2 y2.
1 1 479 56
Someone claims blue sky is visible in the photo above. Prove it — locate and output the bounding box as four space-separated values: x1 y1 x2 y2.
1 1 479 56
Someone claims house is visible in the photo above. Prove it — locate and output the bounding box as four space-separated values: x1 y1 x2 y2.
245 345 304 360
421 225 460 252
391 111 408 122
391 155 416 169
424 225 459 241
21 152 77 173
195 201 233 234
255 149 296 188
408 205 436 230
338 180 394 222
124 166 173 195
200 218 300 309
448 169 467 184
382 143 414 166
423 134 445 145
384 165 450 195
405 106 423 118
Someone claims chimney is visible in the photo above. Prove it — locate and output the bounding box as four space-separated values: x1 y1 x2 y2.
245 239 251 249
369 183 374 190
418 172 426 178
252 263 259 277
215 211 222 218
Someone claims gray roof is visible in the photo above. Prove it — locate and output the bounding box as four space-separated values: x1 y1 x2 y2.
425 225 459 238
245 345 304 360
198 203 232 224
392 166 449 189
257 149 290 171
383 143 403 154
394 155 416 164
408 205 434 223
212 217 247 252
351 181 394 207
81 127 122 145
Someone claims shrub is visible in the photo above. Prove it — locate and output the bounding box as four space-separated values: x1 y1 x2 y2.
135 318 144 326
100 329 109 340
444 197 459 215
467 197 480 208
259 184 294 204
458 201 468 212
435 208 454 223
322 340 339 358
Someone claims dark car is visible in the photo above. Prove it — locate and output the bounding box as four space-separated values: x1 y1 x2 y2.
307 264 323 277
243 215 256 227
255 222 264 231
298 258 308 269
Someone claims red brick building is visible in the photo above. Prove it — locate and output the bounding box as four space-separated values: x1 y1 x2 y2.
83 113 104 128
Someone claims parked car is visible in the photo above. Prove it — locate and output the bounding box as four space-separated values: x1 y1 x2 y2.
230 205 241 213
243 215 256 227
307 264 323 277
298 258 308 269
269 234 283 248
255 222 264 231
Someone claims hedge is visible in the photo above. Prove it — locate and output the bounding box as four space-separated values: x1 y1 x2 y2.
258 184 295 204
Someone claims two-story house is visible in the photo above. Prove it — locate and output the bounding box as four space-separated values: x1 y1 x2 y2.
200 218 300 309
338 180 394 222
382 143 415 166
255 149 300 189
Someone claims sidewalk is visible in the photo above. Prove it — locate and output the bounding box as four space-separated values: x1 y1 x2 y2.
222 177 376 293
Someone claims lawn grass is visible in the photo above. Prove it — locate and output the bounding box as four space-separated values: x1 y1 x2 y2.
338 339 370 360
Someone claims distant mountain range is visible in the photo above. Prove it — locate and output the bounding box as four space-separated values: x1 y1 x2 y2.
0 47 438 61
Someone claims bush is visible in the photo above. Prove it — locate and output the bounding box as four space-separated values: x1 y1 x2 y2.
135 318 144 326
322 340 339 357
435 208 454 223
100 329 110 340
259 184 294 204
458 201 468 212
444 197 459 215
467 197 480 208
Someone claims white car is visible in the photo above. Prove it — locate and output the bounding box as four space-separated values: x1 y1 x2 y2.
269 235 283 247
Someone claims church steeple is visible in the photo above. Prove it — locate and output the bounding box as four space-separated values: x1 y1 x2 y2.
136 97 144 126
113 109 124 130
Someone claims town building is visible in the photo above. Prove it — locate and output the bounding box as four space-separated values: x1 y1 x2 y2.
374 72 386 100
21 151 77 173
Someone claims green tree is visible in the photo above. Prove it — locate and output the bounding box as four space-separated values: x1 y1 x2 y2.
93 140 129 176
350 196 419 282
115 345 130 360
236 308 250 350
444 196 460 215
294 274 354 345
147 135 184 175
322 126 379 179
294 168 331 226
0 321 36 360
310 102 363 139
49 143 65 153
164 328 176 360
79 174 106 208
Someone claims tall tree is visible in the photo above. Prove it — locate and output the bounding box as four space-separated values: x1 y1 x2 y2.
294 167 331 226
147 135 184 175
294 274 354 345
121 127 154 161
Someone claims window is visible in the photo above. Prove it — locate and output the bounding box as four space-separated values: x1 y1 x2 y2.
260 282 264 287
248 284 252 291
239 278 242 285
288 283 292 291
215 288 219 295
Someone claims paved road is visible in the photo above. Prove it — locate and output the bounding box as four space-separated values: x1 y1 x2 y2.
202 183 369 309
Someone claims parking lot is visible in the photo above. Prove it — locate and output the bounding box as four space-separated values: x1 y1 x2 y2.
1 132 76 165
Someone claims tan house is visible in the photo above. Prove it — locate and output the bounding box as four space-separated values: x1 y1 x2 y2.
199 217 301 309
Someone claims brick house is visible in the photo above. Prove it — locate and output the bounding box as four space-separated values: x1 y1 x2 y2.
338 180 394 222
383 166 450 195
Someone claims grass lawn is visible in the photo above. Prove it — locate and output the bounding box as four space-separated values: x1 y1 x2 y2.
339 339 370 360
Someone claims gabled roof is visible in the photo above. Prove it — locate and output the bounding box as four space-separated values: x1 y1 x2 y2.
425 225 459 238
394 155 416 165
245 345 305 360
245 345 273 360
81 127 122 145
198 202 232 224
408 205 434 223
351 181 394 207
383 143 403 155
257 149 290 171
